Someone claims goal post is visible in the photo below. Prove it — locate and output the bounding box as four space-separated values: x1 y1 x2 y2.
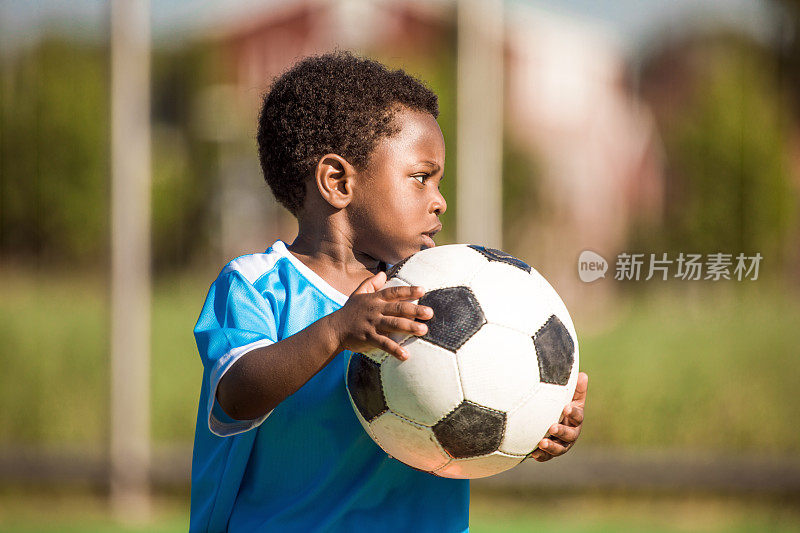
110 0 152 521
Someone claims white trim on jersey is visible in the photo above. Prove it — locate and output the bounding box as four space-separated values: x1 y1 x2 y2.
271 240 350 306
208 338 275 437
223 250 281 286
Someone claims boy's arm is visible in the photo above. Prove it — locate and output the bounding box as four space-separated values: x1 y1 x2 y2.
217 271 432 421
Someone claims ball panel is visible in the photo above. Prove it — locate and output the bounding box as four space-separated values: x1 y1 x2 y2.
369 412 450 472
529 274 580 389
467 245 532 273
346 353 388 423
469 262 554 336
360 350 389 365
418 286 486 352
394 245 489 290
534 272 580 355
499 387 565 455
456 323 539 412
433 451 524 479
432 400 506 459
347 391 379 442
533 315 575 385
382 338 464 426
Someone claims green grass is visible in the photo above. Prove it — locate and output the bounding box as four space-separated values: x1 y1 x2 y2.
0 269 799 452
0 268 209 446
469 490 800 533
579 282 800 452
0 490 188 533
1 490 799 532
0 270 111 446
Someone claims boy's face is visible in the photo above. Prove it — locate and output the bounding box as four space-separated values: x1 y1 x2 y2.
351 106 447 265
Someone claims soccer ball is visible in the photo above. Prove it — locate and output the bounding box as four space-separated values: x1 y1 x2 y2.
345 244 579 479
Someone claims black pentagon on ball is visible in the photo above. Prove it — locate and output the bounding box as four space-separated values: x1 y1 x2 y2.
468 245 531 273
533 315 575 385
385 255 413 280
432 401 506 459
346 353 388 422
417 286 486 352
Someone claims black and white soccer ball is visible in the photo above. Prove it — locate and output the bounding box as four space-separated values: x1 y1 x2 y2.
346 244 579 479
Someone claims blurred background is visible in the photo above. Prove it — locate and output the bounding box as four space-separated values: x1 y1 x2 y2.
1 0 800 531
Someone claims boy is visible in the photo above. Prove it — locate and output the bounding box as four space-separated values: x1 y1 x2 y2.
191 51 588 532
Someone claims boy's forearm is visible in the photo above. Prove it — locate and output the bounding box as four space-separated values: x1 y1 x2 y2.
216 311 345 420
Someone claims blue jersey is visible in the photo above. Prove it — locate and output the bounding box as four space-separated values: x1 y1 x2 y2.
190 240 469 532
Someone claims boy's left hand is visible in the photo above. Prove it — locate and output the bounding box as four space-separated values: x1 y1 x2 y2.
528 372 588 462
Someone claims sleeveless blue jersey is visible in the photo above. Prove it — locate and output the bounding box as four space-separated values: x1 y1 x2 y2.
190 240 469 532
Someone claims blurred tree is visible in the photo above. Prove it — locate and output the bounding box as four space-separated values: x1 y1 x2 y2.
150 43 218 271
0 38 219 270
502 132 543 255
773 0 800 119
641 34 797 272
0 39 109 263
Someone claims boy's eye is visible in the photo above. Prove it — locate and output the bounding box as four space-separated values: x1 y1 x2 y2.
412 174 428 185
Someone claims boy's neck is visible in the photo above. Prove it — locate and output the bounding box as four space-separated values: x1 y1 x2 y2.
286 223 382 297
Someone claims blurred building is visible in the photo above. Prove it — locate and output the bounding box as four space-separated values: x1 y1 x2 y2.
214 0 449 106
504 5 664 314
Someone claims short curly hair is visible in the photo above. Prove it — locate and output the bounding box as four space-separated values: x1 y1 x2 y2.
257 51 439 216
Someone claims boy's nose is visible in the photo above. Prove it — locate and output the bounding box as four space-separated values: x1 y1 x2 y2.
430 190 447 216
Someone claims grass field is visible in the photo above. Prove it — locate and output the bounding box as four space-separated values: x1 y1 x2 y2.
1 269 798 451
1 490 799 532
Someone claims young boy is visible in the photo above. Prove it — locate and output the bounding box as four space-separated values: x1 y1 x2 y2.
191 51 587 532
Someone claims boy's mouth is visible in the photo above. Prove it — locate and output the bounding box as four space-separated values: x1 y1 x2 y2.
421 224 442 247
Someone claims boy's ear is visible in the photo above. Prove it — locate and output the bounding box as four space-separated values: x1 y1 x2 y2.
314 153 356 209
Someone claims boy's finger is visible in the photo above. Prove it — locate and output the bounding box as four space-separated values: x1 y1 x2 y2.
378 317 428 337
379 285 426 301
372 334 409 361
528 449 553 462
562 404 584 427
383 302 433 320
352 271 387 295
571 372 588 406
548 423 580 443
538 437 569 456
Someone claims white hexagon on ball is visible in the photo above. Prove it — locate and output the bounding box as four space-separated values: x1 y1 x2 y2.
369 412 451 472
499 385 567 456
469 261 556 336
392 245 489 290
381 337 464 426
456 323 540 413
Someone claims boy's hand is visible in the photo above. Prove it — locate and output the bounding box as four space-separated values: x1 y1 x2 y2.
333 271 433 361
529 372 588 462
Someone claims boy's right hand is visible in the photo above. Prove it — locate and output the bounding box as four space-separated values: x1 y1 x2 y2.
332 271 433 361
